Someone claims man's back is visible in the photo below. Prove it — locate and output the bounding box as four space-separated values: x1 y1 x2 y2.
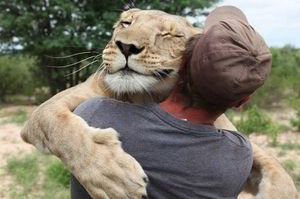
71 97 252 199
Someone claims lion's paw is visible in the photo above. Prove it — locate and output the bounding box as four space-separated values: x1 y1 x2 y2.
89 127 120 145
76 140 148 199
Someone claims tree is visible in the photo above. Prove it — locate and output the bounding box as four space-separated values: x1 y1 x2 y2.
0 0 219 94
0 55 36 102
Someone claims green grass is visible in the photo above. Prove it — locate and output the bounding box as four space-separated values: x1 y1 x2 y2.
5 152 70 199
7 154 39 191
6 154 39 198
278 142 300 151
1 108 28 125
282 159 300 191
8 109 28 124
283 159 298 172
45 158 71 188
231 105 282 145
290 107 300 131
235 105 282 134
294 173 300 190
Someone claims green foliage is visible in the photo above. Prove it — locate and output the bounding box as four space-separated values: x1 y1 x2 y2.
5 153 70 199
134 0 219 15
0 0 219 94
33 87 51 104
236 106 280 134
282 159 300 190
45 159 70 188
279 142 300 151
283 159 298 172
6 154 39 197
5 109 28 125
250 45 300 108
0 55 37 102
235 106 281 145
291 108 300 131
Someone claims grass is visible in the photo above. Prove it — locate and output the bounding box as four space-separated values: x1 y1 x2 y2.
7 109 28 125
6 153 39 197
278 142 300 151
282 160 300 189
283 159 298 172
290 107 300 131
0 108 28 125
282 159 300 190
5 152 70 199
230 105 282 145
45 158 71 188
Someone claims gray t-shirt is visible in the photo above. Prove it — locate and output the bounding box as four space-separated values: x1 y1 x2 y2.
71 97 252 199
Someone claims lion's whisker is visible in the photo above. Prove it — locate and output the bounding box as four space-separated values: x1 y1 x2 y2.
45 51 98 59
64 60 99 77
47 55 98 68
95 63 106 82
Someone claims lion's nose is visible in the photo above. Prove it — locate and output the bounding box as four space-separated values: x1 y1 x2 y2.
116 41 144 58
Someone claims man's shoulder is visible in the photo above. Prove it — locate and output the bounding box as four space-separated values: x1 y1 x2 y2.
220 129 252 150
73 97 151 122
74 97 108 115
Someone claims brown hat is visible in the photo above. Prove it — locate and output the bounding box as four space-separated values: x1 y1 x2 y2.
190 6 272 106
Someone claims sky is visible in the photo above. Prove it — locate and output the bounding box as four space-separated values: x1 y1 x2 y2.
192 0 300 48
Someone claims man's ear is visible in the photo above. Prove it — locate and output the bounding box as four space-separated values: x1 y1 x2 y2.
233 96 251 108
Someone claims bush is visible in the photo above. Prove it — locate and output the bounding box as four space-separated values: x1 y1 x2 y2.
249 46 300 108
4 109 28 125
34 87 51 104
0 55 37 102
235 105 281 145
5 153 70 199
291 108 300 131
6 154 38 188
45 159 70 188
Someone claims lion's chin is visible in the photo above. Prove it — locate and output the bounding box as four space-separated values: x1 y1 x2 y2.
104 72 158 95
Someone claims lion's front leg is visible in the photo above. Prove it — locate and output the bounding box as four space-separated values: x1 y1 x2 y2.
42 115 148 199
246 143 298 199
20 74 148 198
215 114 298 199
21 74 102 152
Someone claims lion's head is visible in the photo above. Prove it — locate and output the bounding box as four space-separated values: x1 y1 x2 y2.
101 9 201 99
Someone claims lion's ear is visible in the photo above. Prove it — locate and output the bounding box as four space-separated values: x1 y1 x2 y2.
126 8 140 13
120 8 140 19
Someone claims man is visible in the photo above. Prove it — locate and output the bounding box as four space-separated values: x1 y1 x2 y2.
71 6 272 199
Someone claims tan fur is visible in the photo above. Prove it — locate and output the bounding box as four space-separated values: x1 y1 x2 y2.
21 9 297 199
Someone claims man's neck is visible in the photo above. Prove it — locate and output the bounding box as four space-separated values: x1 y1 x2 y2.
160 91 221 126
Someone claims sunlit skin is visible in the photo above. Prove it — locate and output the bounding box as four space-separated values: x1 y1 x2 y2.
160 89 250 126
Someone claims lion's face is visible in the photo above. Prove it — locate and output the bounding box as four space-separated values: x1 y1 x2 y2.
102 9 201 97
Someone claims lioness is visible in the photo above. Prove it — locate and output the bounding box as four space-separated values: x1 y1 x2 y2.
21 8 297 199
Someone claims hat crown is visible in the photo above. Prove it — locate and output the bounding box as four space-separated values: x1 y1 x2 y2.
189 6 272 106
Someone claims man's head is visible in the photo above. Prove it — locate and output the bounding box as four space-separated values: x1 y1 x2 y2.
179 6 272 113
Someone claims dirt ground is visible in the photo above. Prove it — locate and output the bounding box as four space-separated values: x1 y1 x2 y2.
0 105 299 199
0 106 36 199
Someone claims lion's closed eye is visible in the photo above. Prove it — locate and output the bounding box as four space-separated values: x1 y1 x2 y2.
162 32 184 38
120 21 131 28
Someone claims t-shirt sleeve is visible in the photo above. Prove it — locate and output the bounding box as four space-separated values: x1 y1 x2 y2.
73 97 107 125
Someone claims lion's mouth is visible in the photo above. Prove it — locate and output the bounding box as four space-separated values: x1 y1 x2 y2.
119 64 142 75
110 64 173 79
